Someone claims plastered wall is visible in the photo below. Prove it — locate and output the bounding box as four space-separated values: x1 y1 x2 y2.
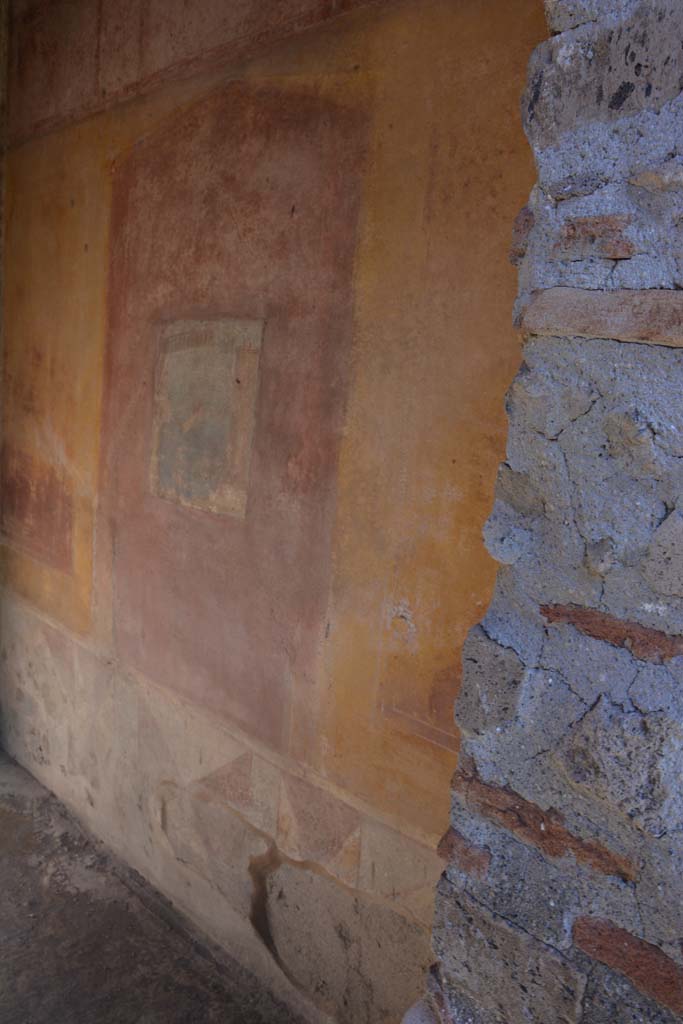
0 2 544 1021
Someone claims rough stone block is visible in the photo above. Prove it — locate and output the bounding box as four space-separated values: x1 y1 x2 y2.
631 161 683 193
574 918 683 1016
537 93 683 200
544 0 638 34
494 463 545 518
642 511 683 599
579 963 682 1024
456 626 524 736
434 878 585 1024
523 288 683 347
429 967 503 1024
540 621 637 706
601 566 683 644
557 697 683 837
497 333 683 627
527 3 683 148
630 662 683 722
633 832 683 959
557 408 667 567
520 332 683 458
483 498 534 566
460 658 590 785
445 810 641 954
481 463 546 567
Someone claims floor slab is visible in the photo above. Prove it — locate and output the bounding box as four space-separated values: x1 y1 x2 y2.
0 751 301 1024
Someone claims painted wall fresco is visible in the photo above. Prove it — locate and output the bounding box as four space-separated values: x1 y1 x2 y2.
102 77 367 750
0 2 546 1020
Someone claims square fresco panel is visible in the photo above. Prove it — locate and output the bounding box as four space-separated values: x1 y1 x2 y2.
102 79 367 751
151 319 263 519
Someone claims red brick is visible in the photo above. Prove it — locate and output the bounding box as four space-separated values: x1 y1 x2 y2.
522 287 683 347
574 918 683 1016
542 604 683 663
455 756 636 882
555 215 636 261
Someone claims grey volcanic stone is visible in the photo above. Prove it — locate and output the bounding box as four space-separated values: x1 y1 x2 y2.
529 4 683 149
434 878 586 1024
642 511 683 597
544 0 640 33
456 626 525 737
580 964 682 1023
557 698 683 836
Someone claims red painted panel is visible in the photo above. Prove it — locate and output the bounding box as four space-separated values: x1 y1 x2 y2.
103 81 366 751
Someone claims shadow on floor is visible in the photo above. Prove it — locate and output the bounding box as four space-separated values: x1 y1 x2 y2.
0 751 302 1024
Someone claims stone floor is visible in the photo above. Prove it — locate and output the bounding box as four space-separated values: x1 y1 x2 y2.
0 751 302 1024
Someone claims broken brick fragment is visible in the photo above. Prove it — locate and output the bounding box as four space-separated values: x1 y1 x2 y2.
509 205 535 265
574 918 683 1016
541 603 683 663
555 215 636 261
437 827 491 880
454 756 636 882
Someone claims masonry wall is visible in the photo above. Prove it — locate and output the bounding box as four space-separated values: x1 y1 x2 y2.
430 1 683 1022
0 2 544 1022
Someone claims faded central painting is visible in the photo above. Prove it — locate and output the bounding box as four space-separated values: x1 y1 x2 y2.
102 80 366 750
